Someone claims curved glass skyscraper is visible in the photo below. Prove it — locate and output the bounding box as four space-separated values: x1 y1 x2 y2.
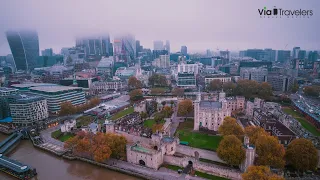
6 30 39 72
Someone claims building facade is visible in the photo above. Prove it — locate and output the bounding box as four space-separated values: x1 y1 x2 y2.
9 94 48 126
177 72 196 88
267 74 294 92
194 92 231 131
177 63 199 75
90 81 125 94
240 67 268 83
28 86 86 114
204 75 232 87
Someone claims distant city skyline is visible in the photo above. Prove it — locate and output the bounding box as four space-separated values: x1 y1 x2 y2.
0 0 319 55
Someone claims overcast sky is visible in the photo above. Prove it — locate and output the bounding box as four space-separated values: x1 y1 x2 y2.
0 0 319 55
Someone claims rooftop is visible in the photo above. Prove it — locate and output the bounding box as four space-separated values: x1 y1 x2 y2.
9 94 45 103
11 83 58 88
29 86 82 93
0 87 18 92
131 144 154 155
200 101 222 108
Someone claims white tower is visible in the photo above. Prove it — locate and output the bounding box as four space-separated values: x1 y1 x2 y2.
218 90 226 102
193 89 201 131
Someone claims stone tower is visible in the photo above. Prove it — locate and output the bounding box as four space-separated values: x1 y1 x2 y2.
105 121 115 133
193 89 201 131
218 90 226 102
240 136 256 172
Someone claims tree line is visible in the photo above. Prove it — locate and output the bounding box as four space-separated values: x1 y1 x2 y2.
208 79 273 99
64 131 127 162
216 117 318 179
59 97 101 116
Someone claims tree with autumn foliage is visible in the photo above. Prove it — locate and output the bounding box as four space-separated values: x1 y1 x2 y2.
223 81 236 96
172 87 184 97
64 132 127 162
89 97 101 107
208 79 223 91
129 89 143 101
244 126 269 145
177 99 193 117
255 135 285 169
105 133 128 160
59 101 76 116
258 82 273 99
217 135 245 167
285 138 318 172
218 117 244 138
150 88 165 95
242 166 285 180
128 76 142 90
162 106 173 118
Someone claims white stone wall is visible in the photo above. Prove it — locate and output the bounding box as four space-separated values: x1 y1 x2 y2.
175 145 224 163
163 155 242 180
115 130 152 145
126 145 163 169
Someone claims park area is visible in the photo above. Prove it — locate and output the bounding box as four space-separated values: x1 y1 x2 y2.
51 129 74 142
282 107 320 136
175 119 222 151
143 119 165 128
110 107 134 120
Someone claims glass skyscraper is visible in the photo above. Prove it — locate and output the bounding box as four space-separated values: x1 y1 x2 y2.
6 30 39 72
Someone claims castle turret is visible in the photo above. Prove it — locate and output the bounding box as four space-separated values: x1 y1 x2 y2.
240 136 256 172
219 90 226 102
193 89 201 131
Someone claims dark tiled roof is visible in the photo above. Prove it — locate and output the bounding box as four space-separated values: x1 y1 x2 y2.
200 101 222 108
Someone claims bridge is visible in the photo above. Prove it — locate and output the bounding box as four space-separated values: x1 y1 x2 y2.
0 132 37 179
0 132 23 155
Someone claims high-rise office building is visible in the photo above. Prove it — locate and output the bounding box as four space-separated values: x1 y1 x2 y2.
181 46 188 55
121 34 136 62
136 40 141 57
308 51 319 62
154 41 164 50
76 35 111 57
113 34 136 63
6 30 39 72
41 48 53 56
292 47 300 59
101 36 111 56
206 49 212 57
277 50 291 63
298 50 306 59
165 40 170 54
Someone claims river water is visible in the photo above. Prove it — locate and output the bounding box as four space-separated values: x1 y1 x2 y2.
0 134 139 180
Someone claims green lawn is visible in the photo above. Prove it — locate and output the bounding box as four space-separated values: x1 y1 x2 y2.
59 133 74 142
177 130 222 151
143 119 166 128
162 164 182 171
282 107 320 136
51 129 62 139
175 119 222 151
51 129 74 142
110 107 134 120
76 116 94 127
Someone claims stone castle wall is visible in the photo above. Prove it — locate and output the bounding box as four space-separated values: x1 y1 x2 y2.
115 130 152 145
163 155 242 180
176 145 224 163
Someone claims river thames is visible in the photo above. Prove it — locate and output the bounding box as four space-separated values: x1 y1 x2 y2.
0 134 139 180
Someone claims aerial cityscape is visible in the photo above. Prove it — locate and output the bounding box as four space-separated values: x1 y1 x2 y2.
0 0 319 180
